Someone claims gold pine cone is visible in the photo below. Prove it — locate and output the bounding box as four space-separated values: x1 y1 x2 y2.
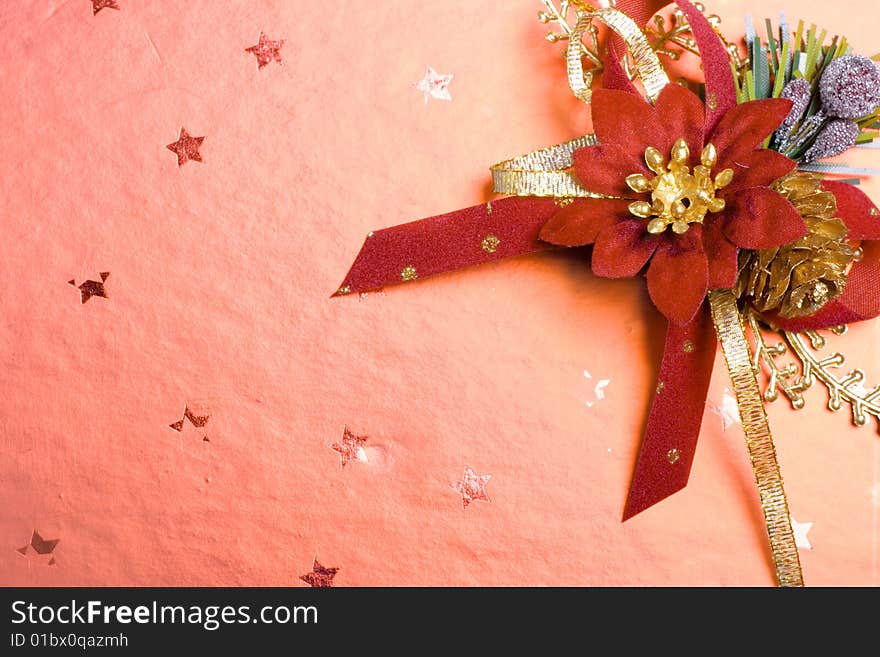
735 173 855 318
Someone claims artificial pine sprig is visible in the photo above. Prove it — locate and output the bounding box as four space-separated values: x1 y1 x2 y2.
734 15 880 163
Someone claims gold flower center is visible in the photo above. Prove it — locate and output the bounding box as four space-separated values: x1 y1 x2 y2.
625 139 734 235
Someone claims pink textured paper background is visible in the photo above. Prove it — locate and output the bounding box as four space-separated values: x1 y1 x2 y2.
1 0 878 586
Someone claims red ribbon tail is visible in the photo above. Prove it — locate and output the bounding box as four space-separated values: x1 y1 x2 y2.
673 0 738 133
623 303 717 520
333 197 559 296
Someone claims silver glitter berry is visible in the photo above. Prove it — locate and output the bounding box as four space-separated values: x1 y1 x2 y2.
803 118 860 162
819 54 880 119
777 78 812 140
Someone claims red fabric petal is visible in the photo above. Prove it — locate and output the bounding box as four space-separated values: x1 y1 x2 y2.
654 83 705 163
722 187 807 249
711 98 793 171
821 180 880 240
722 149 796 195
647 227 709 324
591 89 667 161
572 144 648 196
702 218 739 289
591 219 661 278
538 198 632 246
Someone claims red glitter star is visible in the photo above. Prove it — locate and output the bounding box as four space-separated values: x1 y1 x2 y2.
17 531 60 556
91 0 120 15
300 559 338 588
166 128 205 167
330 426 368 467
453 466 491 508
245 32 284 69
68 272 109 304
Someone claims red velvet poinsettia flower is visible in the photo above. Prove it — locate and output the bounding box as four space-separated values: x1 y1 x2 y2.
539 83 808 324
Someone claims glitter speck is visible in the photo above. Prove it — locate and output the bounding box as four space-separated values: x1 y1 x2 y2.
682 340 695 354
401 265 418 282
245 32 284 69
667 448 681 464
453 466 491 508
706 92 718 111
481 234 501 253
415 67 453 104
656 381 665 394
870 207 879 217
337 285 351 296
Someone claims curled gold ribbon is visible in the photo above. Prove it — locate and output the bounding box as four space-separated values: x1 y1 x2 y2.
708 289 805 587
567 7 669 104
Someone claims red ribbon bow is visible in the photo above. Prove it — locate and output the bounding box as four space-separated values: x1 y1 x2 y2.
335 0 880 519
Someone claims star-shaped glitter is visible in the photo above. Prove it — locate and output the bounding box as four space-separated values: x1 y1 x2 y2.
330 426 368 467
166 128 205 167
415 67 453 104
91 0 119 14
453 466 491 508
68 272 109 304
245 32 284 69
791 516 813 550
583 370 611 408
169 405 211 441
17 531 60 556
300 559 338 588
710 388 741 431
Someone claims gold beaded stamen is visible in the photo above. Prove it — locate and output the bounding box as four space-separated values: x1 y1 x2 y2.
626 139 733 235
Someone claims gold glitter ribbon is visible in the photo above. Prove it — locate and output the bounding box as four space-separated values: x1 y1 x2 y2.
491 135 601 197
708 289 805 587
567 6 669 104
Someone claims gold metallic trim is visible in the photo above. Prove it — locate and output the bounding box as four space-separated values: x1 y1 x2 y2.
567 7 669 105
708 289 804 587
490 135 600 197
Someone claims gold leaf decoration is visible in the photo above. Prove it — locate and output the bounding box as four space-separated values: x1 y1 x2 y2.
537 1 733 80
745 313 880 431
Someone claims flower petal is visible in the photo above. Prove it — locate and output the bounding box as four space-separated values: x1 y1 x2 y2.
722 149 796 195
821 180 880 240
711 98 793 170
591 88 667 161
702 217 739 289
722 187 808 249
654 83 705 162
647 227 709 324
591 219 661 278
572 144 648 196
539 198 632 246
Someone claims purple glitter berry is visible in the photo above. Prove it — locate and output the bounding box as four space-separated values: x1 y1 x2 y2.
803 118 860 162
777 78 812 138
819 54 880 119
